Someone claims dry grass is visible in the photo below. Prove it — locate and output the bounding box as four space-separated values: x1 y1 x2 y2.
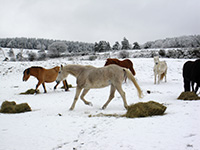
20 89 40 94
0 101 31 113
177 92 200 100
89 101 167 118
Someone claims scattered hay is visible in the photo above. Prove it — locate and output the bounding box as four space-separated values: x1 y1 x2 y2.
61 84 73 89
20 89 40 95
177 92 200 100
0 101 31 113
89 113 121 118
89 101 167 118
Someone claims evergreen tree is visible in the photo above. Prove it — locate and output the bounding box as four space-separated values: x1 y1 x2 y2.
112 41 121 50
94 41 111 52
121 37 131 50
133 42 141 49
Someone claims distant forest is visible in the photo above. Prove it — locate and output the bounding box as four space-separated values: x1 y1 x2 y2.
142 35 200 49
0 38 94 53
0 35 200 53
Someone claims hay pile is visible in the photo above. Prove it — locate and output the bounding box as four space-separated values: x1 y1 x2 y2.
89 101 167 118
20 89 40 94
0 101 32 113
177 92 200 100
125 101 167 118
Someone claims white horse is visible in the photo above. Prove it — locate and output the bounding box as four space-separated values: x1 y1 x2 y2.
153 56 167 84
56 64 143 110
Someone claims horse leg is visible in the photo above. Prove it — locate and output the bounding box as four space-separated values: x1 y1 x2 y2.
102 84 116 109
158 74 161 84
54 82 59 90
35 81 42 93
191 81 195 92
154 74 157 84
53 80 69 91
63 80 69 91
195 83 199 94
69 87 82 110
164 70 167 82
42 83 47 93
115 84 128 109
184 78 190 92
80 89 92 106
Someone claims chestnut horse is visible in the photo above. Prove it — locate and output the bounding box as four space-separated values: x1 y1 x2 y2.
23 66 69 93
104 58 136 76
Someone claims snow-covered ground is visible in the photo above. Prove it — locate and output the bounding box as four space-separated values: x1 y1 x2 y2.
0 55 200 150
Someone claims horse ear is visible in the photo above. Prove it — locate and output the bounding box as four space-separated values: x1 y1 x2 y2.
61 65 63 70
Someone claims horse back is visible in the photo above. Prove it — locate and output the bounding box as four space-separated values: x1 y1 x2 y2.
105 58 120 66
79 65 124 88
43 66 60 82
183 61 194 80
191 59 200 82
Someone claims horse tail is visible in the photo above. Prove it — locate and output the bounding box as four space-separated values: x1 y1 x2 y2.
123 69 143 98
160 73 165 81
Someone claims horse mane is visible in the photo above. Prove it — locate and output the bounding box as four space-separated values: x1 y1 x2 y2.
23 66 43 74
30 66 43 69
106 58 119 64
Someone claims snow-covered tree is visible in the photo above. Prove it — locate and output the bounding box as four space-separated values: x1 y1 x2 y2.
48 42 68 57
94 41 111 52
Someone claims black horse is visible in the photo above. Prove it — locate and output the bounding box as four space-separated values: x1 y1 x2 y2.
183 59 200 94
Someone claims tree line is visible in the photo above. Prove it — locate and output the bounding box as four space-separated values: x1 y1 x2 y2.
142 35 200 49
0 35 199 55
0 37 94 53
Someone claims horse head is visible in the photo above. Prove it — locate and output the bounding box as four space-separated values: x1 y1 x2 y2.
56 65 65 83
23 68 30 81
154 56 159 65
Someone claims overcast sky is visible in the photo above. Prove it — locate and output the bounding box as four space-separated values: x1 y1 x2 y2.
0 0 200 45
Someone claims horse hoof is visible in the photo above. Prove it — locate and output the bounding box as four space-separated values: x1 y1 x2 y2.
102 106 106 110
125 105 129 110
69 107 74 111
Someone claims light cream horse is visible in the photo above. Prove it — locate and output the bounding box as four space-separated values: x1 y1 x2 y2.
56 64 143 110
153 56 167 84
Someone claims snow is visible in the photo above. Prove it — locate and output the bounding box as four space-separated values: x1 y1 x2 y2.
0 56 200 150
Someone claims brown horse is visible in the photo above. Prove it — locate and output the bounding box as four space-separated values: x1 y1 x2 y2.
23 66 69 93
104 58 136 76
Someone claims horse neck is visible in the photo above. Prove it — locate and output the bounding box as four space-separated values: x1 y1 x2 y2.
64 65 84 77
29 68 40 78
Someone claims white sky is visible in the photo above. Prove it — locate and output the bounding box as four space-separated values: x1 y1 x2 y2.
0 0 200 45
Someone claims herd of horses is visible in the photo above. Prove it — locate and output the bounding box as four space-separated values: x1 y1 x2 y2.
22 57 200 110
